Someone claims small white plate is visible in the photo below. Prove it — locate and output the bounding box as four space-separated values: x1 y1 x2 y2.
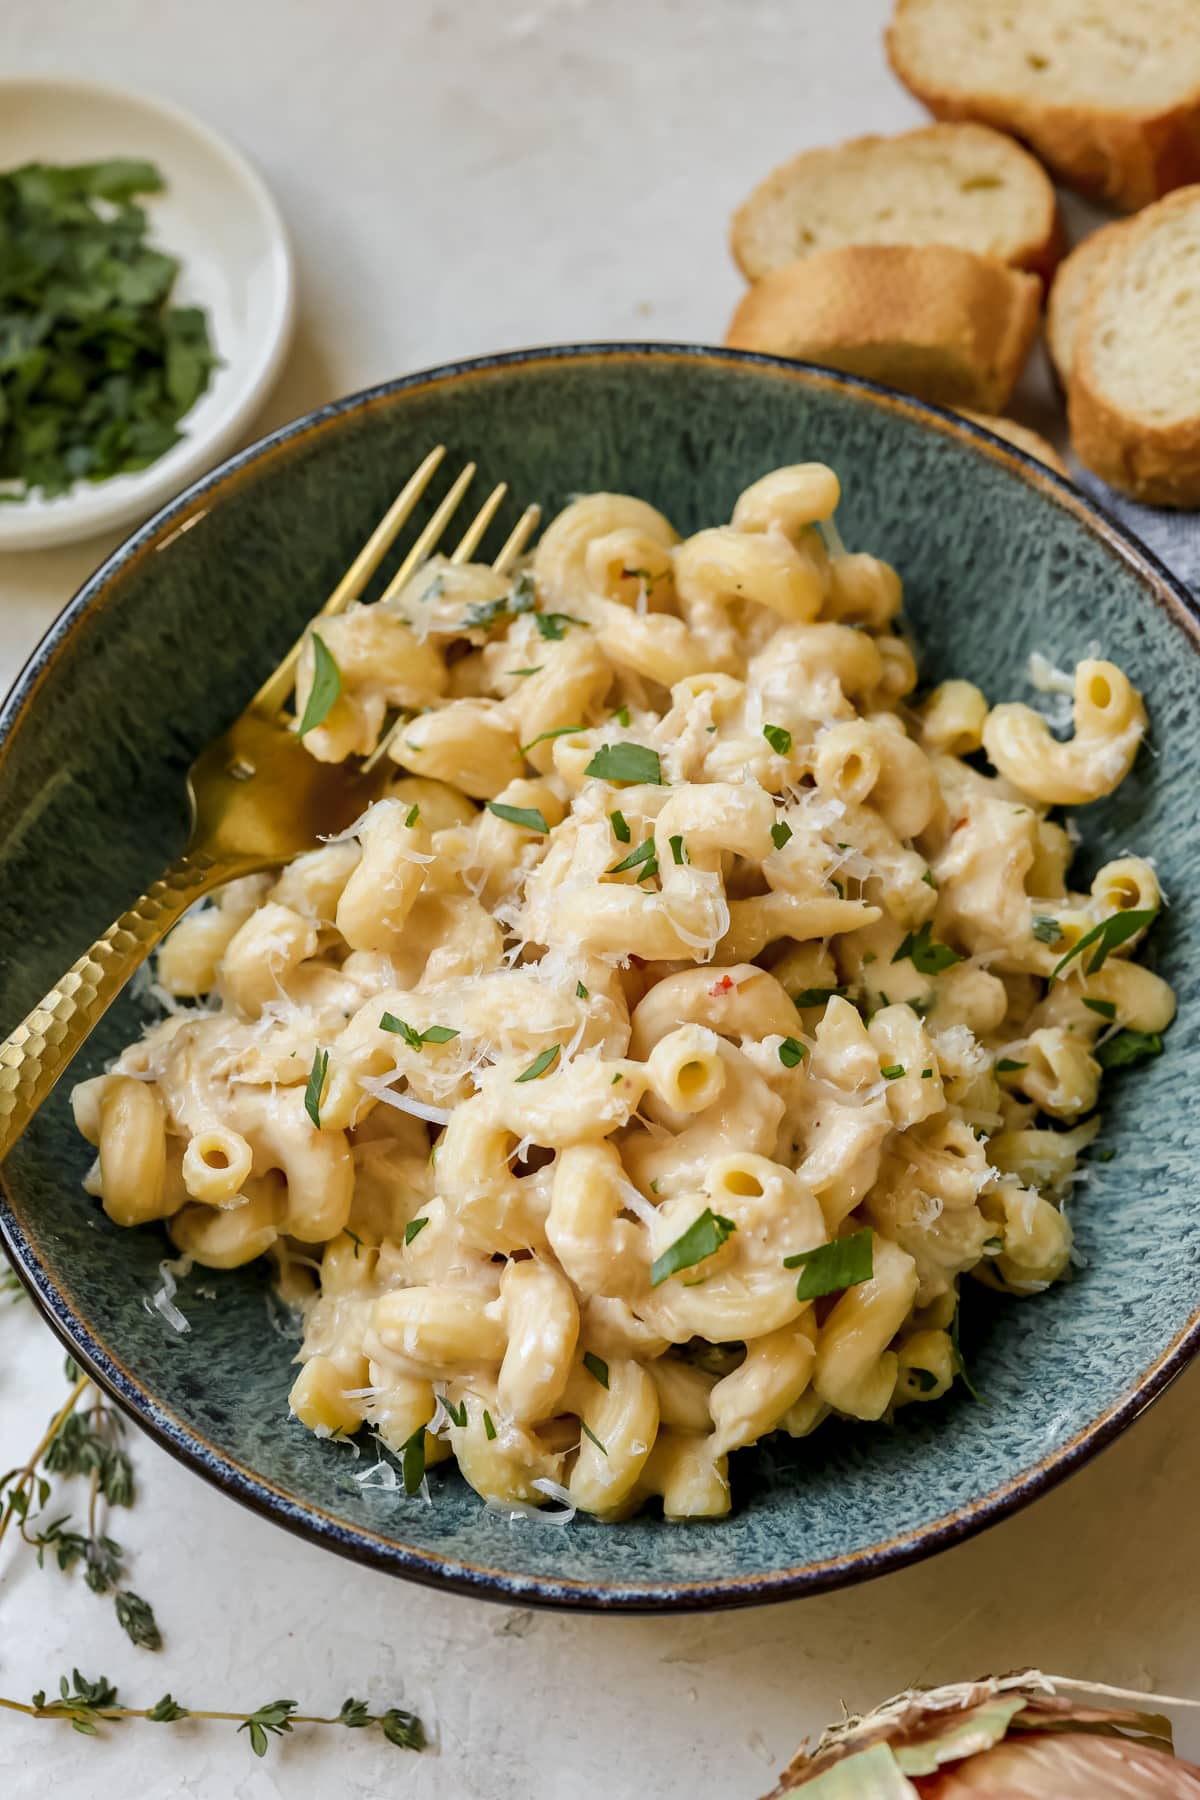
0 76 295 552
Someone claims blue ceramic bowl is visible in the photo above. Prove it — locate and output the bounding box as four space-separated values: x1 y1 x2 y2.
1 346 1197 1611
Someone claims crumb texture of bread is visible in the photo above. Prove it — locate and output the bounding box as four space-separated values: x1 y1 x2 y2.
888 0 1200 211
956 410 1069 476
1046 222 1128 384
725 244 1040 413
1070 185 1200 505
731 123 1062 281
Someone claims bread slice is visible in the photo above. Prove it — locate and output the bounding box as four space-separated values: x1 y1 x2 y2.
731 123 1062 283
957 410 1069 476
725 244 1041 412
1046 222 1129 385
887 0 1200 212
1069 185 1200 505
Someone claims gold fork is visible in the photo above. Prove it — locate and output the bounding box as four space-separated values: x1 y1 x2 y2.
0 448 540 1161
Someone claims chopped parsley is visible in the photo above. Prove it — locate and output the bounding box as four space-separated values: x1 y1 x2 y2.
778 1037 807 1068
463 595 509 630
1053 908 1157 979
534 611 584 640
1032 915 1063 945
585 742 664 785
892 920 963 975
608 837 658 880
650 1208 737 1287
400 1424 426 1495
486 801 550 834
784 1228 874 1301
483 1409 497 1442
583 1352 610 1388
922 869 937 888
404 804 420 828
380 1015 459 1050
304 1048 328 1129
463 573 538 632
762 723 792 755
516 1045 561 1082
404 1217 429 1245
0 159 217 501
298 634 342 737
770 820 793 850
508 665 543 678
1083 997 1117 1019
612 705 631 728
921 1067 934 1079
519 724 584 755
575 980 589 999
881 1063 905 1080
1096 1029 1163 1070
794 986 845 1008
668 834 688 865
609 810 631 843
949 1304 983 1403
996 1057 1027 1073
509 572 537 612
440 1394 467 1428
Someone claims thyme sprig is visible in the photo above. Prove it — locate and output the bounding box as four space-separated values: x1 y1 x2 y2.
0 1676 424 1755
0 1365 159 1648
0 1280 429 1756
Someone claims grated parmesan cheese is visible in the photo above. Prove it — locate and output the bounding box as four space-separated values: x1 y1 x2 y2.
141 1254 193 1333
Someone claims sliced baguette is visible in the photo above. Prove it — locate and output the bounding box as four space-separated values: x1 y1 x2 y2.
956 410 1069 476
1070 185 1200 505
1046 221 1129 385
725 245 1041 413
887 0 1200 212
731 123 1062 282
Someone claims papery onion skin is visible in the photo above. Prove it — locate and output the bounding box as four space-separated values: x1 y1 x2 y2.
913 1730 1200 1798
767 1673 1200 1798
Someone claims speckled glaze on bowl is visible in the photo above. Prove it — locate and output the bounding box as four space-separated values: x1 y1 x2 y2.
1 346 1197 1612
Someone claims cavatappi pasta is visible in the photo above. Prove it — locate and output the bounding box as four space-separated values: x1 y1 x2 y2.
72 464 1174 1523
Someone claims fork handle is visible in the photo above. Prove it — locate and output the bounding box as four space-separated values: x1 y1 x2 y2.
0 851 230 1163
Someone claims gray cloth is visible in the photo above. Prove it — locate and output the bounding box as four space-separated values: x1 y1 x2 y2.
1072 466 1200 597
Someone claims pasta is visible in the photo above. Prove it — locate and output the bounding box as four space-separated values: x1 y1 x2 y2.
72 464 1174 1523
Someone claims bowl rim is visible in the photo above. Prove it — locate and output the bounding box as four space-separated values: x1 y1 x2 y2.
3 340 1199 1611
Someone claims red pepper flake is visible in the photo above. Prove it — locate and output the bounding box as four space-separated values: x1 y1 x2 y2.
709 974 735 997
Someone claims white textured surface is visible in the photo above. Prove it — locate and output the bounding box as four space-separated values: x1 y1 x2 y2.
1 1 1198 1795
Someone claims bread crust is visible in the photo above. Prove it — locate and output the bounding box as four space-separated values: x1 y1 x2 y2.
725 244 1041 414
1070 189 1200 505
957 411 1069 477
1046 221 1128 386
730 122 1063 283
887 1 1200 211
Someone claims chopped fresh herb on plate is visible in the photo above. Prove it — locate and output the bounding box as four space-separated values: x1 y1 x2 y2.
0 160 217 500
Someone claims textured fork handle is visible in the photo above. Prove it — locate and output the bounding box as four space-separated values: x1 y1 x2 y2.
0 851 229 1162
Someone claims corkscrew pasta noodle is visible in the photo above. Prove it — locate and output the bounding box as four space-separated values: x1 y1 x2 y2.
72 464 1173 1522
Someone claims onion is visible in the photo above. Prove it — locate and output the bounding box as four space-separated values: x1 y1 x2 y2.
766 1672 1200 1797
